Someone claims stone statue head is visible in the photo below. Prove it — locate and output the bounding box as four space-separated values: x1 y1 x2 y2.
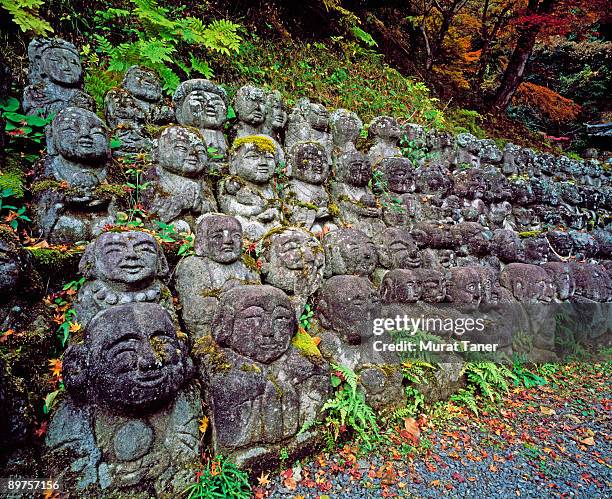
380 269 421 304
369 116 401 141
483 170 512 202
413 269 446 303
260 228 324 294
48 107 109 163
235 85 266 126
317 275 379 343
212 285 296 363
500 263 555 303
123 66 162 102
63 303 192 412
0 228 41 302
195 214 243 263
453 169 486 199
305 102 329 132
446 266 482 307
330 108 362 148
378 157 414 194
79 231 169 289
491 229 525 263
376 228 420 269
336 150 371 187
415 164 452 196
476 266 502 305
523 236 549 264
156 125 207 177
264 90 287 131
450 222 491 257
542 262 575 300
546 231 573 258
229 135 280 184
173 79 228 130
571 263 611 302
412 223 451 249
323 228 377 277
289 142 329 184
28 38 82 86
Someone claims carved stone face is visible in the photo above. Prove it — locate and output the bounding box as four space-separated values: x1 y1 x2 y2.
195 215 242 263
476 266 501 305
450 223 490 257
324 229 378 277
235 86 266 126
124 67 162 102
500 263 554 303
213 285 295 363
230 142 276 183
73 303 191 411
380 269 421 304
179 89 227 129
437 249 457 269
52 108 109 163
370 116 401 140
0 238 20 297
380 157 413 193
448 267 481 306
542 262 575 300
93 231 159 287
416 165 452 196
266 91 287 130
157 126 207 177
377 228 420 269
330 109 361 147
42 47 82 85
268 230 321 271
413 269 446 303
338 150 371 186
524 237 549 264
307 103 329 131
547 231 573 257
453 169 486 199
492 229 525 263
292 142 328 184
572 264 610 301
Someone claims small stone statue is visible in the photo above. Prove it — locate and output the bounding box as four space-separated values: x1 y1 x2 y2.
104 66 171 155
376 157 421 228
523 236 550 264
446 266 482 309
35 107 114 243
374 228 421 285
330 108 362 161
367 116 402 166
322 228 378 278
454 133 481 169
23 38 94 116
75 231 174 328
234 85 267 138
452 169 487 224
174 214 260 338
46 303 200 494
413 268 447 304
285 97 332 159
260 227 325 319
173 79 229 164
218 135 282 240
262 90 288 144
204 285 330 470
542 262 575 301
491 229 525 264
141 125 217 231
284 142 331 231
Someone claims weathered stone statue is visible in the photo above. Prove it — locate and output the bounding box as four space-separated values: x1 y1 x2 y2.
373 228 421 285
330 108 362 161
376 157 421 228
218 135 282 240
104 66 171 155
75 231 174 328
523 236 549 264
367 116 402 165
260 228 325 319
204 285 330 470
174 214 260 338
23 38 94 116
446 266 482 310
331 150 385 237
454 133 481 169
284 142 331 231
35 107 114 243
322 228 378 278
173 79 229 164
46 303 200 494
262 90 287 144
234 85 267 138
413 268 447 304
450 222 491 263
491 229 525 264
141 125 217 231
285 98 332 159
542 262 575 301
452 169 487 223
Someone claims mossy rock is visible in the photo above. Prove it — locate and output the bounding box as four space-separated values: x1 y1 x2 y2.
27 247 83 283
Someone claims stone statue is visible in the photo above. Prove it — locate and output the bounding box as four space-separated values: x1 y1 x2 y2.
542 262 575 301
260 228 325 319
373 228 421 285
104 66 171 155
285 98 332 159
173 79 229 164
75 231 174 328
23 38 94 116
141 125 217 231
46 303 200 494
174 214 260 338
446 266 482 309
379 269 422 328
284 142 332 231
234 85 267 138
204 285 330 470
35 107 114 243
413 268 447 304
452 169 487 224
367 116 402 166
454 133 481 169
450 222 491 261
523 236 550 264
322 228 378 278
218 135 282 240
262 90 287 144
491 229 525 264
376 157 421 228
330 108 362 161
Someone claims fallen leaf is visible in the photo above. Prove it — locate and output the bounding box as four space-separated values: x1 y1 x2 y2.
580 436 595 446
48 359 62 378
198 416 209 434
257 471 271 487
540 406 556 416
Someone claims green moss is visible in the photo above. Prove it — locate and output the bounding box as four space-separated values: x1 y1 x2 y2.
518 230 543 238
292 329 323 363
241 363 262 373
0 156 25 198
193 335 231 372
27 247 82 266
241 253 259 272
95 183 128 199
266 373 283 398
328 202 340 217
232 135 277 155
31 179 78 195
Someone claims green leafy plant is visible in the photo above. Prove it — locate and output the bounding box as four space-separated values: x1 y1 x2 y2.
512 358 547 388
450 387 480 416
299 303 314 331
399 135 429 167
0 188 30 230
368 169 405 214
184 455 251 499
0 0 53 36
463 362 517 402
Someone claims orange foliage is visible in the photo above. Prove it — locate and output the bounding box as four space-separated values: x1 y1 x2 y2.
513 82 582 123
